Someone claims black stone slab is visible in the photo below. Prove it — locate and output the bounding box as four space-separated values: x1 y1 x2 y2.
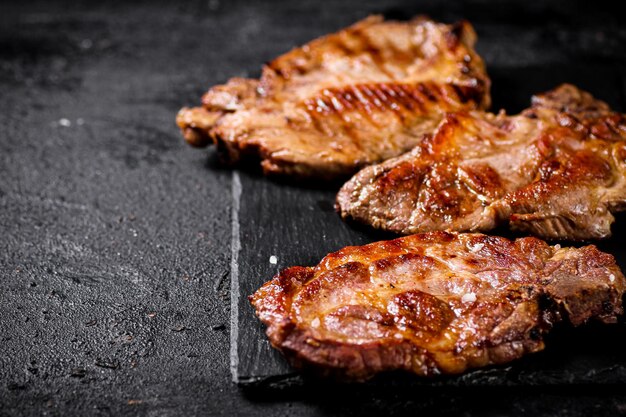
233 64 626 387
232 170 395 384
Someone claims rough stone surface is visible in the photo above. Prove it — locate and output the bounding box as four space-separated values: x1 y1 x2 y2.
1 0 626 416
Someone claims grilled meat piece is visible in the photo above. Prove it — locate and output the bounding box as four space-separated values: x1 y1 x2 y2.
250 232 625 381
337 84 626 240
177 16 490 180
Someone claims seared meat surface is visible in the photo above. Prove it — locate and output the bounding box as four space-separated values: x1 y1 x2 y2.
337 84 626 240
250 232 625 381
177 16 490 179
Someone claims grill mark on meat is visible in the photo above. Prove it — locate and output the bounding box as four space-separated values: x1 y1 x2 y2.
360 84 385 111
349 85 380 124
251 232 626 380
389 83 422 113
401 83 427 112
303 82 463 139
374 85 405 122
177 16 490 179
452 84 474 104
337 84 626 240
388 83 416 111
380 83 413 121
418 83 438 102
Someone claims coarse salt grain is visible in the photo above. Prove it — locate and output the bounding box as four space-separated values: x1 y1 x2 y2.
609 274 616 283
311 318 320 328
469 243 484 252
461 293 477 303
269 255 278 265
58 118 71 127
554 244 561 250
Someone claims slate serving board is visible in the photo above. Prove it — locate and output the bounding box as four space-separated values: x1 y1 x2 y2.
231 64 626 387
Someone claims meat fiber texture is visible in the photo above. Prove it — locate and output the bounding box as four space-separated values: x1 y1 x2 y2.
337 84 626 240
177 15 490 180
250 232 625 381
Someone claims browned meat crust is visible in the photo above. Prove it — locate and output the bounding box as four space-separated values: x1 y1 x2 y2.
177 16 490 180
250 232 625 381
336 84 626 240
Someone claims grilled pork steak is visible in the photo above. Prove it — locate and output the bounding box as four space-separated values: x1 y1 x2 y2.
250 232 625 381
337 84 626 240
177 16 490 180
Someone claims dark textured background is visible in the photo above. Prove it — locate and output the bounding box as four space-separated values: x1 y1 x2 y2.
2 0 626 415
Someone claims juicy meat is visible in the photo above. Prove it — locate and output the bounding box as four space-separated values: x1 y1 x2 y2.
250 232 625 381
177 16 490 180
337 84 626 240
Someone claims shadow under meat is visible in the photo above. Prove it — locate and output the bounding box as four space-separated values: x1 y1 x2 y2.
240 319 626 415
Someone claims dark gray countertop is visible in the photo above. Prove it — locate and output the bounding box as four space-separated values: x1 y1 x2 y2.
1 1 626 415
